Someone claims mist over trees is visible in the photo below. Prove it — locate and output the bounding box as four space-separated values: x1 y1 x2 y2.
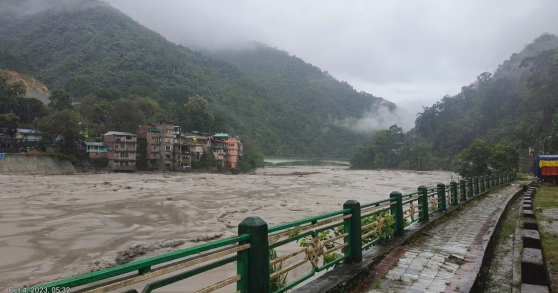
0 1 399 159
351 34 558 175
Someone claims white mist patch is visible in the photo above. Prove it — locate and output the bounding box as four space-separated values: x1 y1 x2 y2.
334 102 415 133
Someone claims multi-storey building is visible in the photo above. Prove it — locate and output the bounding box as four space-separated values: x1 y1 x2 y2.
224 136 241 169
103 131 137 171
137 120 176 171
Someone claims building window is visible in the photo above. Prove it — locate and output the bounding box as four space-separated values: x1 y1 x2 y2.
165 155 171 160
165 146 171 151
153 146 157 150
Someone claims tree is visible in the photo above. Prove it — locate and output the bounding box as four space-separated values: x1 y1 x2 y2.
457 139 493 177
0 112 20 137
49 89 72 111
0 70 26 100
127 95 162 123
37 110 81 154
490 142 519 173
350 124 405 170
238 139 264 172
184 95 214 132
106 99 143 133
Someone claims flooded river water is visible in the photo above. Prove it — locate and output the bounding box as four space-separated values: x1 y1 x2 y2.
0 166 455 291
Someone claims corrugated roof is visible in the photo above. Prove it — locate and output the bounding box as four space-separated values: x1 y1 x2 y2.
104 131 137 136
213 133 229 137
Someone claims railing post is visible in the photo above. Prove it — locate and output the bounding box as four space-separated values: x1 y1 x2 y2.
467 179 473 198
450 181 458 206
474 177 479 195
343 200 362 264
437 183 446 212
480 176 485 193
418 186 429 221
460 180 467 201
238 217 269 293
390 192 404 237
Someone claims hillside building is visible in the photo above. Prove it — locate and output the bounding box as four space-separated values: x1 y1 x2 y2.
84 142 108 159
103 131 137 171
137 120 176 171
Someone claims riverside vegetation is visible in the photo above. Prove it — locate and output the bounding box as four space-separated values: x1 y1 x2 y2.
351 34 558 175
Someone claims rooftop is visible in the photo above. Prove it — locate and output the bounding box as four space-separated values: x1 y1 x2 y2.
17 128 42 134
213 133 229 138
104 131 137 137
84 142 106 147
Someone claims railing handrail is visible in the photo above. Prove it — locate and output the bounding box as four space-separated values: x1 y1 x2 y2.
37 234 250 288
268 208 350 233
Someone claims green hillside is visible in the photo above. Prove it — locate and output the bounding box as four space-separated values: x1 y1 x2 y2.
0 0 392 158
351 34 558 171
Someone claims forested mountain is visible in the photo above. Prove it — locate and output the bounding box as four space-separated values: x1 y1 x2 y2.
0 0 392 158
351 34 558 171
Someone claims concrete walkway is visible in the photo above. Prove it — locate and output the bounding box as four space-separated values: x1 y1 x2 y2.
365 185 519 293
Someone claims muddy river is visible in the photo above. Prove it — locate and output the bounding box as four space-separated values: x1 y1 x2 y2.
0 166 455 291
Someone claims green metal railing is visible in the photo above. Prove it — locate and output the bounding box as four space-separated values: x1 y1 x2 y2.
33 172 517 293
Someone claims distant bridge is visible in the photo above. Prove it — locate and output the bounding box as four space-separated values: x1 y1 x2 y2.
263 157 350 166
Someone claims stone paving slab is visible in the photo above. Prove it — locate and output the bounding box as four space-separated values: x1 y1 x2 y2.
365 185 518 293
521 284 550 293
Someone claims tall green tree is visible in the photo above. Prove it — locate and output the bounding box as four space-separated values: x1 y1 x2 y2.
184 95 214 132
456 139 493 177
106 99 143 133
490 142 520 173
49 89 72 111
37 110 81 154
0 112 20 137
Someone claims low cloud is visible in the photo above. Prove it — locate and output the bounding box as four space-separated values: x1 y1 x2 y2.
334 102 415 134
0 0 106 18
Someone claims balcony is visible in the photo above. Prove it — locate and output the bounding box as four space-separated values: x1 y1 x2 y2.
115 138 137 143
115 146 136 152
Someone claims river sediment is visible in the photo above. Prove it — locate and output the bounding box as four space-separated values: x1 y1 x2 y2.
0 166 455 291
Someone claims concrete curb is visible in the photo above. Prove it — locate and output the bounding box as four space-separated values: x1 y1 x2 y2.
465 184 525 292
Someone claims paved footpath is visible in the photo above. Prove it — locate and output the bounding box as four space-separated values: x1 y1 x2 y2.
366 185 518 293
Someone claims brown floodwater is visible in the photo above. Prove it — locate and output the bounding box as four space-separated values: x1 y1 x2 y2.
0 166 455 292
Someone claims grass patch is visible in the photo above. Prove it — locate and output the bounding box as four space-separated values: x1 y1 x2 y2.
533 186 558 293
369 280 381 289
533 186 558 209
498 205 520 243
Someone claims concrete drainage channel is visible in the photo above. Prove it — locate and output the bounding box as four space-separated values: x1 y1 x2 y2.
522 186 551 292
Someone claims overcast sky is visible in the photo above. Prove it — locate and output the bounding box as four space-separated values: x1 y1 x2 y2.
106 0 558 115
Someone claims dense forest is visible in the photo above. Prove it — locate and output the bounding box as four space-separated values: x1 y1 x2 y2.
0 0 392 159
351 34 558 173
210 43 393 156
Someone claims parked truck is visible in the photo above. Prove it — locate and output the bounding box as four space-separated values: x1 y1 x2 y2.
533 155 558 182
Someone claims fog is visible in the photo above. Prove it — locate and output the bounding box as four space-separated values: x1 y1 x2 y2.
105 0 558 118
335 102 415 133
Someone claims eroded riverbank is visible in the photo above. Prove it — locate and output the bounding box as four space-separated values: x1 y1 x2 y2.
0 166 455 290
